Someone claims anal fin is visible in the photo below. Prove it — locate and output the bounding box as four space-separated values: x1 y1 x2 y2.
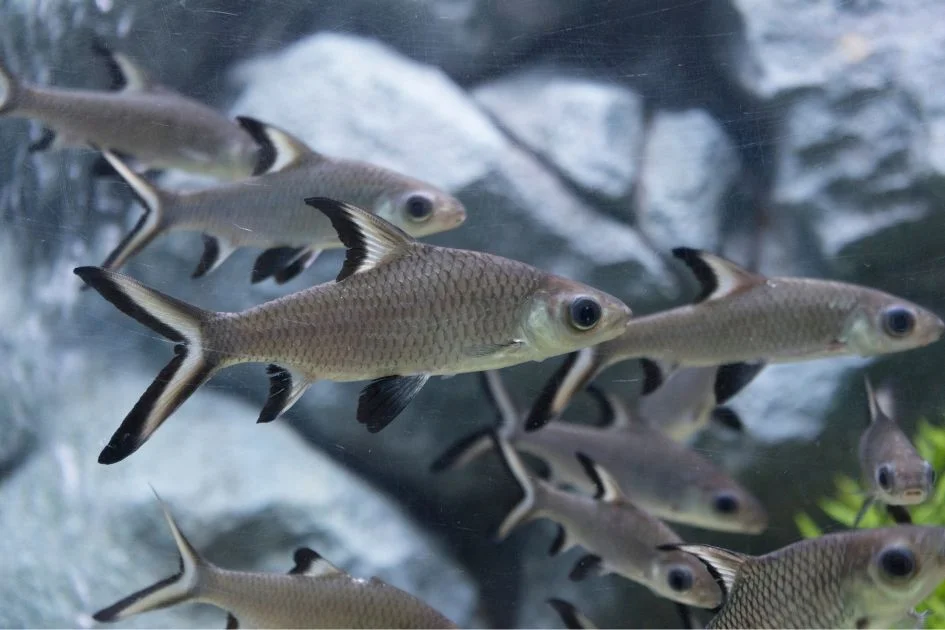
257 365 314 424
225 613 239 629
357 374 430 433
192 235 237 279
274 248 321 284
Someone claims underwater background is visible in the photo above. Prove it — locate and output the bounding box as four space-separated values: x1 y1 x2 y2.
2 0 945 627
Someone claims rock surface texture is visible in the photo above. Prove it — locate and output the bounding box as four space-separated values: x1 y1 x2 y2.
2 0 945 628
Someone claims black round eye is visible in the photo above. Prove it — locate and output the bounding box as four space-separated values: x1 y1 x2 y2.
405 195 433 221
569 297 602 331
714 493 739 514
879 547 916 578
667 567 693 592
877 465 893 491
883 307 916 337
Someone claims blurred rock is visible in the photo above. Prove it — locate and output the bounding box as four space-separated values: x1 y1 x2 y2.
474 67 645 200
715 0 945 277
0 352 477 628
636 109 740 254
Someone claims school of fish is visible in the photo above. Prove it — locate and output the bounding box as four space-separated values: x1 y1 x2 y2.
3 32 945 630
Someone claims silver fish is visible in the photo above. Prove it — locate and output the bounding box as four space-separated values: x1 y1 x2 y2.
526 247 945 430
489 431 723 609
0 41 260 179
668 526 945 629
855 378 934 526
93 494 457 629
432 371 767 534
98 118 466 284
76 198 632 464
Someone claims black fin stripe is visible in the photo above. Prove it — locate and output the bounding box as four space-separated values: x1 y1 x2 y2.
192 235 220 279
305 197 367 283
710 406 744 432
714 362 765 404
575 453 604 500
289 547 321 575
429 428 491 473
258 365 292 424
672 247 717 303
568 555 602 582
251 247 304 284
235 117 275 177
225 613 239 629
101 213 157 270
90 38 126 91
273 250 315 284
525 352 580 431
92 572 184 622
584 386 617 428
548 525 567 556
660 544 730 606
886 504 913 524
74 267 183 343
28 127 56 152
357 374 429 433
547 599 585 630
640 358 664 395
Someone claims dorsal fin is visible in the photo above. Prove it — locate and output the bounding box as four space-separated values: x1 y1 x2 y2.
91 39 153 92
288 547 343 578
672 248 762 303
586 385 635 429
235 116 318 176
661 543 748 601
639 358 668 395
576 453 624 502
304 197 414 282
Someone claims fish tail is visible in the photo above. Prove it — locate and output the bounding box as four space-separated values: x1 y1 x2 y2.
99 151 173 274
0 56 19 114
525 347 606 431
491 432 540 541
74 267 219 464
93 492 208 623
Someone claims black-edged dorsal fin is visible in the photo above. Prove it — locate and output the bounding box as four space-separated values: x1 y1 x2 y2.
673 248 763 303
586 385 635 430
91 38 154 92
576 453 623 502
235 116 319 176
305 197 415 282
639 358 668 395
288 547 343 578
661 543 747 601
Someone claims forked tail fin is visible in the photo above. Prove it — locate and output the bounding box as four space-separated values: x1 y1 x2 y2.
74 267 219 464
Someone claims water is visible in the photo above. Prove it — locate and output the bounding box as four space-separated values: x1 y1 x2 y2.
2 1 945 628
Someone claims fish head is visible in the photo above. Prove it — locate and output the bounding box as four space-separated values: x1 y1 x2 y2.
373 188 467 238
842 294 944 356
867 458 935 506
650 550 724 608
850 526 945 623
523 277 632 357
679 480 769 534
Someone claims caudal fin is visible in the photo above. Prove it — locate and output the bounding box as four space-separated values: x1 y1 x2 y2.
0 57 20 114
99 151 170 274
93 492 205 622
74 267 218 464
526 347 606 431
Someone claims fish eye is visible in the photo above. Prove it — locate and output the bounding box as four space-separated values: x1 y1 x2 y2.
878 546 916 579
404 194 434 222
713 493 739 514
568 297 602 331
667 567 693 592
877 465 894 491
882 307 916 338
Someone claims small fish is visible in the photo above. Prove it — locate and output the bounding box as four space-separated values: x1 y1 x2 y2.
636 360 764 441
666 526 945 629
526 247 945 430
97 118 467 284
93 493 457 629
76 198 632 464
432 371 767 533
855 378 934 526
489 431 723 610
0 41 260 179
547 599 599 629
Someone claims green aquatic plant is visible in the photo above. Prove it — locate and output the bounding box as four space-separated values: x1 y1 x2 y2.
795 418 945 625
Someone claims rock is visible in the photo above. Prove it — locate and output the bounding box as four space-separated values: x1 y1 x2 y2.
714 0 945 278
636 109 740 254
0 351 478 628
474 67 645 200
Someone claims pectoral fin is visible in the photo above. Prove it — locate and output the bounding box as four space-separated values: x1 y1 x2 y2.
357 374 430 433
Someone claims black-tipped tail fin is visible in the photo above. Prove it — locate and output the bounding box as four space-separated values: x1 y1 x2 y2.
547 599 598 630
74 267 218 464
92 492 204 622
526 347 605 431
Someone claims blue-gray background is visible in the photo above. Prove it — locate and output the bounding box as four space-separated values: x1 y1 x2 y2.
2 1 945 627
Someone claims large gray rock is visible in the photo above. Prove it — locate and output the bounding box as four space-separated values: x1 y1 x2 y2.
474 67 645 200
0 349 478 628
636 109 740 254
715 0 945 277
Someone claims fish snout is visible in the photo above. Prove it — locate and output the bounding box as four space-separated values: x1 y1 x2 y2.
900 488 928 504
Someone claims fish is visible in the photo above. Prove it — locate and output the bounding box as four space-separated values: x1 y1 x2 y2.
547 599 599 629
92 493 457 629
665 526 945 629
76 198 632 464
0 40 260 179
526 247 945 430
96 118 467 284
855 378 934 527
432 371 767 533
636 360 764 441
488 431 724 610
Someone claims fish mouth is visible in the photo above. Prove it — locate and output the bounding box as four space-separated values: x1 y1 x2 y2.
900 489 927 503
